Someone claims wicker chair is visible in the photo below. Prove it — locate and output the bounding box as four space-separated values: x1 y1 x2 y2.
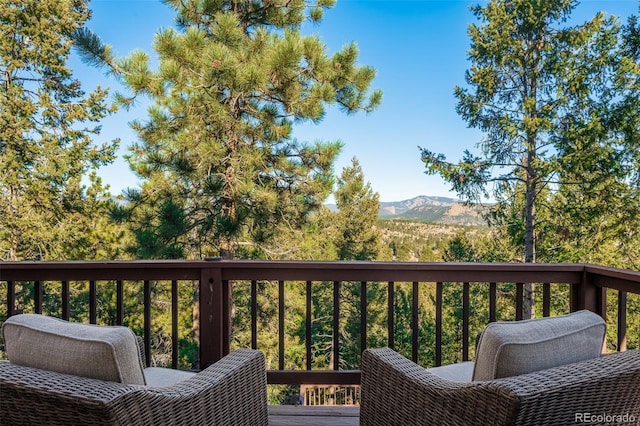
361 347 640 426
1 338 269 426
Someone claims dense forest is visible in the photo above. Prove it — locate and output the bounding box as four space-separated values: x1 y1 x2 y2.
1 0 639 405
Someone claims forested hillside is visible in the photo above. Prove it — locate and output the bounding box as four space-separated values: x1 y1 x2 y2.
378 219 487 261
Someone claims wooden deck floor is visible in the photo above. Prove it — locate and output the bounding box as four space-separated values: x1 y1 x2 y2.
268 406 360 426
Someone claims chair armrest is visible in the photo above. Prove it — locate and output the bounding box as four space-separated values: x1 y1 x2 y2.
360 348 518 426
116 348 269 425
361 348 640 426
0 349 268 426
495 349 640 425
0 360 133 425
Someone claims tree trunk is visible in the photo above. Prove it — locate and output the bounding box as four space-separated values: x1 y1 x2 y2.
8 185 20 261
524 139 537 319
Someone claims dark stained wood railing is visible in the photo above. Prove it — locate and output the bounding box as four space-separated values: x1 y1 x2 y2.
1 261 639 385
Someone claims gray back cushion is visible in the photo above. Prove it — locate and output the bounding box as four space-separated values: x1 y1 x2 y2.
472 310 605 381
2 314 146 385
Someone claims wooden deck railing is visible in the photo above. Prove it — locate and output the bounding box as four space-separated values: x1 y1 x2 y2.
1 261 639 385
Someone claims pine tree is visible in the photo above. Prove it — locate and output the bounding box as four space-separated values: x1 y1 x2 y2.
0 0 119 261
331 158 383 371
75 0 382 259
334 157 381 261
420 0 640 317
526 6 639 269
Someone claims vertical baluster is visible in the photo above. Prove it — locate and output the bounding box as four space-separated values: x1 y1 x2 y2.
333 280 340 370
516 283 524 320
33 281 44 314
7 281 15 317
34 281 42 314
489 282 497 322
222 279 231 356
172 280 178 369
543 283 551 317
435 282 443 367
116 280 124 325
412 281 419 363
89 280 97 324
144 280 151 367
251 280 258 350
618 291 627 352
360 281 367 355
387 281 395 351
306 280 312 370
61 281 69 320
279 280 285 370
462 282 470 361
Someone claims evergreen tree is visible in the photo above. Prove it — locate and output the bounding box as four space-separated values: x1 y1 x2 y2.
334 157 381 261
420 0 640 317
262 205 338 260
0 0 119 261
75 0 381 259
530 6 640 269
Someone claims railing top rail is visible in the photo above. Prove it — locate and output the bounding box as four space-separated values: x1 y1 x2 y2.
585 264 640 294
0 260 590 270
0 260 587 267
584 264 640 281
215 261 588 283
3 260 636 288
0 260 205 281
0 260 589 283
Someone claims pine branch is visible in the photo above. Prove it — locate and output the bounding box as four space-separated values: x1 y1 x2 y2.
72 28 114 70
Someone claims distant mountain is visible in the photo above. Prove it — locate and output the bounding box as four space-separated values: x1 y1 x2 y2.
378 195 459 216
326 195 487 226
380 195 486 226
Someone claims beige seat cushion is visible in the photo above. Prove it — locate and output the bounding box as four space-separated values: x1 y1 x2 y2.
144 367 196 387
2 314 146 385
472 310 605 381
426 361 474 382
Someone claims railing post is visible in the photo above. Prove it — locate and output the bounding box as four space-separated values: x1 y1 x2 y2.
199 262 228 367
571 270 606 319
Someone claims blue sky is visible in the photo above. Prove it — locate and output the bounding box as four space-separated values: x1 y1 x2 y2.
72 0 639 202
